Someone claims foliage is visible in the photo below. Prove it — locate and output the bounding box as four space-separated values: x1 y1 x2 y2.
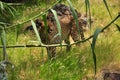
0 0 120 80
0 1 16 24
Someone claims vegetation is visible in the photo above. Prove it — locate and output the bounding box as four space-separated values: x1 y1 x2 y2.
0 0 120 80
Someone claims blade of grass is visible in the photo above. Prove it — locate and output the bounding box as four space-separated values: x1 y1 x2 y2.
51 9 61 38
0 1 4 10
31 20 44 45
9 5 16 13
42 14 52 58
7 6 15 17
103 0 112 18
0 27 8 60
0 22 9 25
50 9 63 53
67 0 80 36
91 28 101 74
15 25 21 41
42 14 48 40
85 0 91 28
51 9 63 44
85 0 88 16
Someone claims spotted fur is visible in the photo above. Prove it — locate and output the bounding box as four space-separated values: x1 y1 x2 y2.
25 4 87 58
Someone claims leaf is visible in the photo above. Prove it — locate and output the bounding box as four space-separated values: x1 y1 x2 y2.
0 1 4 10
85 0 91 28
50 9 62 41
0 1 16 18
42 14 48 41
42 14 48 32
50 9 63 53
7 6 15 17
91 28 101 74
15 25 21 41
51 9 62 39
85 0 89 15
0 27 8 60
103 0 112 18
42 14 52 58
9 5 16 13
31 20 43 45
67 0 80 35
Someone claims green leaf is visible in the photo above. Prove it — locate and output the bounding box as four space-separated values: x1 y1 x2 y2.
42 14 48 38
31 20 43 45
0 27 8 60
85 0 89 15
85 0 91 28
67 0 80 35
7 6 15 17
15 25 21 41
0 1 4 10
50 9 63 53
103 0 112 18
51 9 62 39
42 14 52 58
91 28 101 74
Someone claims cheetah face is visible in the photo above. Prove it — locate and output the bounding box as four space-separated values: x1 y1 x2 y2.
24 19 59 44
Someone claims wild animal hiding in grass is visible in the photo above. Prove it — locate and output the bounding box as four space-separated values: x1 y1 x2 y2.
25 4 88 58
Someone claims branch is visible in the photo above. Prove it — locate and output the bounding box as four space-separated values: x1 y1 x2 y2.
0 11 119 48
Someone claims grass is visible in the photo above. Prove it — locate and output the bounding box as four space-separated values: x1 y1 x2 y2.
0 0 120 80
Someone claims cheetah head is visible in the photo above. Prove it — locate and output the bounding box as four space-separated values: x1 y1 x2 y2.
24 19 59 44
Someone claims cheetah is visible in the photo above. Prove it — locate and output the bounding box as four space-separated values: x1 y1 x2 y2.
25 4 87 58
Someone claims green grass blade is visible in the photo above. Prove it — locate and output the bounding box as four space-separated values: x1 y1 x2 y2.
91 28 101 74
50 9 63 53
15 25 21 41
85 0 91 28
42 14 48 40
51 9 62 39
85 0 88 15
42 14 52 58
9 5 16 13
103 0 112 18
7 6 15 17
0 1 4 10
0 27 8 60
50 9 62 41
42 14 48 32
0 2 15 16
31 20 43 45
67 0 80 35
